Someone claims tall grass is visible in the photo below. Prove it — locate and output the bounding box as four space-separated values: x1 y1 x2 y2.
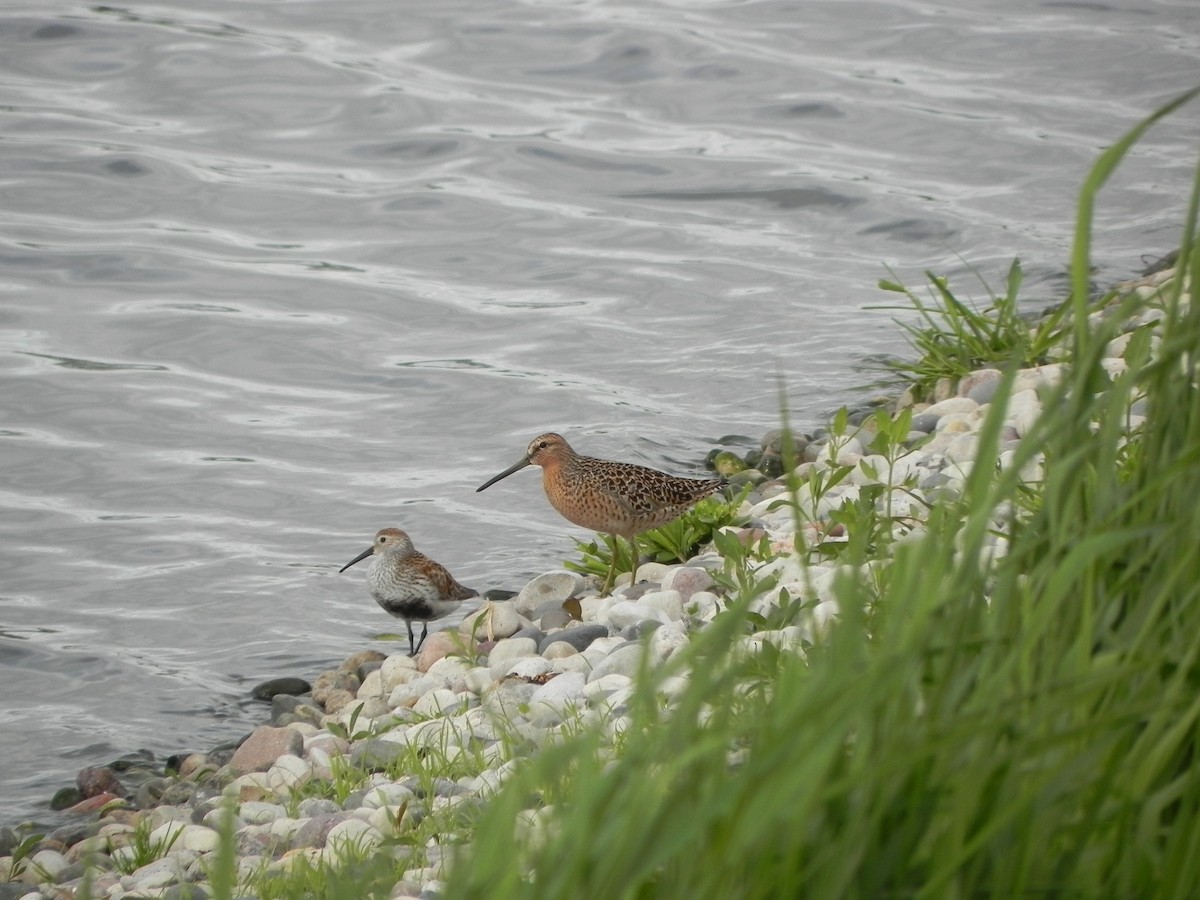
447 88 1200 899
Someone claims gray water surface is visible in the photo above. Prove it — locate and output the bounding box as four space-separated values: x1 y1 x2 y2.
2 0 1197 822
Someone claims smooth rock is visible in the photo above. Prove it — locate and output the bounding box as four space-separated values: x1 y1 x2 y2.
528 672 588 725
909 412 940 433
457 665 491 695
349 739 410 770
944 433 979 464
76 766 123 799
538 623 608 655
615 561 671 587
683 591 721 622
659 567 714 602
413 688 464 717
604 601 671 629
250 676 311 701
228 726 304 776
291 813 346 849
649 624 689 662
414 630 462 671
488 637 537 666
459 600 525 640
507 657 555 680
923 396 980 418
238 801 286 825
379 655 421 693
121 855 191 891
541 640 580 660
482 679 539 718
514 571 584 616
959 368 1003 402
311 670 360 706
586 643 645 683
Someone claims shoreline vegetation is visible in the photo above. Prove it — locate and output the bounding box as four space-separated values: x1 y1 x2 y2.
4 89 1199 899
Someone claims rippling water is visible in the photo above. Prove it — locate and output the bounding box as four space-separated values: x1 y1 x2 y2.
1 0 1196 822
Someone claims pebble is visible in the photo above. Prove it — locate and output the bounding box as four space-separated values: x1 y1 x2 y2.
459 600 526 640
228 726 304 775
513 571 584 616
538 623 609 654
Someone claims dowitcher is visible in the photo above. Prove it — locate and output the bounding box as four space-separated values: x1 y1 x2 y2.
476 432 724 594
339 527 477 656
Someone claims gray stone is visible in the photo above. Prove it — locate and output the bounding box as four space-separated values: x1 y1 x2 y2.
291 813 347 849
511 625 547 645
909 412 940 434
587 643 646 682
538 607 573 630
270 694 323 725
482 679 539 718
923 397 979 418
348 739 408 770
959 368 1003 402
538 623 608 655
298 797 341 818
606 601 671 630
619 620 662 641
528 672 588 725
250 676 311 701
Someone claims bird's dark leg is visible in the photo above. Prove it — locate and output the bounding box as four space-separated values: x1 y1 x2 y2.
405 619 417 656
413 621 430 655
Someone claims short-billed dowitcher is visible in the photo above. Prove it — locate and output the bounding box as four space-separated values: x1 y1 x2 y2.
476 432 724 594
339 527 477 656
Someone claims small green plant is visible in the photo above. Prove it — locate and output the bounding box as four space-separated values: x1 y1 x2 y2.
112 817 183 875
3 831 44 883
565 492 747 583
324 702 381 742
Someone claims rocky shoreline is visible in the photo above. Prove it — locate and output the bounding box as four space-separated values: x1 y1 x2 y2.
0 261 1182 900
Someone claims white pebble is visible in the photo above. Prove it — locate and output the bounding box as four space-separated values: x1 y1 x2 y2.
637 589 684 621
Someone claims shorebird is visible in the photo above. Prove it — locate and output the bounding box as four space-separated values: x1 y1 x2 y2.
339 527 477 656
476 432 724 594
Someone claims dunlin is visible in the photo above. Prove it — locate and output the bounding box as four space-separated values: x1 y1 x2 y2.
476 432 724 594
339 527 477 656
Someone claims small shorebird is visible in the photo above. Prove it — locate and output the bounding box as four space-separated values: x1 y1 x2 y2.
476 432 724 594
339 527 477 656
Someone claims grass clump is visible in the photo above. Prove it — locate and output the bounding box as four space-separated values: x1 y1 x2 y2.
444 87 1200 899
872 258 1071 399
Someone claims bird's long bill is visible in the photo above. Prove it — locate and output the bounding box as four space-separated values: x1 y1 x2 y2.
339 546 374 573
476 455 531 492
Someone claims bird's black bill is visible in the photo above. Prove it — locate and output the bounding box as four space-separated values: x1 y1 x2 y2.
339 546 374 573
476 456 531 492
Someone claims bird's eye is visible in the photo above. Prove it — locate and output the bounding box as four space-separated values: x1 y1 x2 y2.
537 441 548 450
379 536 387 543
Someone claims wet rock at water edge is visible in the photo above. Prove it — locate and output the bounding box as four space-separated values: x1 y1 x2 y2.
250 676 312 700
50 786 85 811
710 450 748 476
270 693 324 727
76 765 124 799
